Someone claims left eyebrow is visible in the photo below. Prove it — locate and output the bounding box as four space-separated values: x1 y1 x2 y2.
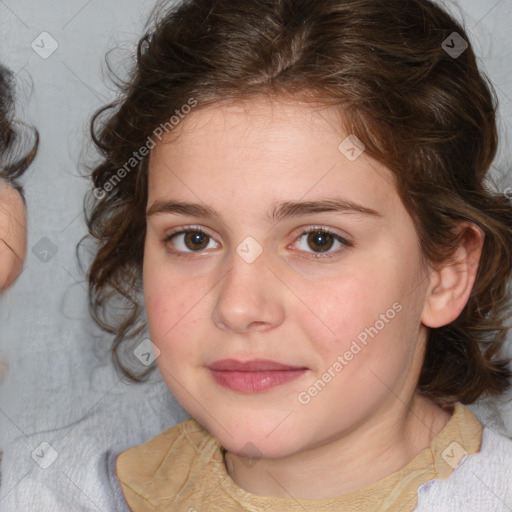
268 198 382 223
146 197 382 222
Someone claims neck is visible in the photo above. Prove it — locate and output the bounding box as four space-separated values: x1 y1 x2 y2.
223 394 451 500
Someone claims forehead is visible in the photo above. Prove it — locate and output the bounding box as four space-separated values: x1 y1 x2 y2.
153 97 349 159
147 98 400 217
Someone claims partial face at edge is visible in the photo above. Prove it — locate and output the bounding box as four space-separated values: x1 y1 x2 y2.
142 97 434 458
0 180 26 290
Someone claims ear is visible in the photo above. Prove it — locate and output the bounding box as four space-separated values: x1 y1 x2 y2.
421 222 484 328
0 181 26 290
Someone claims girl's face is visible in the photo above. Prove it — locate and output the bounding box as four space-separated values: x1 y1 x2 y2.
144 98 433 459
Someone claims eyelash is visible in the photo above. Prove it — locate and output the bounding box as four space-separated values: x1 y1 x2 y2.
162 224 352 260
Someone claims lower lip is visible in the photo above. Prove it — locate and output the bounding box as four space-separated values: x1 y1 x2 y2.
209 369 307 392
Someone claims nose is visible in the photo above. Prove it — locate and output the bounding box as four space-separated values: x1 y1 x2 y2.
211 244 285 334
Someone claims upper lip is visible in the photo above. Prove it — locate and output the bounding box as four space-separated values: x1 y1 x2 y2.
208 359 307 371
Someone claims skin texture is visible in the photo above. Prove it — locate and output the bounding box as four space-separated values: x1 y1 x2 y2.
143 97 484 499
0 180 26 290
0 180 26 383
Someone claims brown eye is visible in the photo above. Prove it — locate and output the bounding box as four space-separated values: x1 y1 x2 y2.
306 231 335 252
164 228 218 254
294 227 351 259
183 231 210 251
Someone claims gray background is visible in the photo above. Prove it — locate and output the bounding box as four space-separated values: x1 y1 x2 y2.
0 0 511 510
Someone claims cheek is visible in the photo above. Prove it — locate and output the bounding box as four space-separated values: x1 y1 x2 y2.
144 275 195 340
296 268 389 343
296 260 419 372
143 250 188 337
144 280 196 387
143 251 213 369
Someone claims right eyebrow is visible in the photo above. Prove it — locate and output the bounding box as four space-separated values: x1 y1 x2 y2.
146 200 222 220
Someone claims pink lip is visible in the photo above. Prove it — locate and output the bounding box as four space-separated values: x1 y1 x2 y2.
208 359 305 371
208 359 308 392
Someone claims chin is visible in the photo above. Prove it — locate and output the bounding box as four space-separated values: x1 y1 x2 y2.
203 416 304 460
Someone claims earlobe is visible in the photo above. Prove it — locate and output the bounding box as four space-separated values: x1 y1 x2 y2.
0 182 27 290
421 223 485 328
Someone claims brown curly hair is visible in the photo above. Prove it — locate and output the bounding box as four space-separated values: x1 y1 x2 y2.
84 0 512 404
0 64 38 190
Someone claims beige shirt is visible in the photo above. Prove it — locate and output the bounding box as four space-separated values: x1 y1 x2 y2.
117 403 482 511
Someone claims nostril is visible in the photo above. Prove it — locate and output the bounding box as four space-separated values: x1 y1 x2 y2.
248 321 271 331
